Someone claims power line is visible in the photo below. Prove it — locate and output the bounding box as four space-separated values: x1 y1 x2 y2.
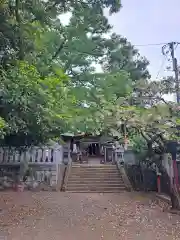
155 57 167 80
134 41 180 82
134 42 167 47
134 42 180 48
155 48 172 79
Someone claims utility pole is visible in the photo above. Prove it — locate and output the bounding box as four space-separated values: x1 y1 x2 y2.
162 42 180 190
162 42 180 103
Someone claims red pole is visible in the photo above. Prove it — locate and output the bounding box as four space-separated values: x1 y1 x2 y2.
157 174 161 193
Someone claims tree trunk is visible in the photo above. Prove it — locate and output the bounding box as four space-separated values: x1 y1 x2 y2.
170 184 180 210
161 153 180 210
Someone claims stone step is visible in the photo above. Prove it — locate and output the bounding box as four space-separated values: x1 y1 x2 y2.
70 172 121 175
71 166 117 169
68 183 124 186
69 175 122 178
66 164 126 193
67 181 124 185
71 169 118 172
71 173 121 178
72 165 115 167
71 169 119 172
68 182 123 186
66 186 126 191
71 168 119 171
70 174 121 178
71 169 120 173
72 167 118 171
68 179 123 183
67 185 125 189
68 177 123 181
68 179 122 183
71 171 119 174
66 190 126 193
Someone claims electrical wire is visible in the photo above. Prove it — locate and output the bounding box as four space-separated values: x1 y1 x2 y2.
134 42 168 47
174 42 179 50
155 56 167 80
134 42 180 48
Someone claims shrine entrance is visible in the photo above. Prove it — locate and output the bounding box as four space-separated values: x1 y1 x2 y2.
61 133 116 164
87 143 100 157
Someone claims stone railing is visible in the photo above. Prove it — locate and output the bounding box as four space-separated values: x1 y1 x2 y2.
113 148 133 191
0 145 65 191
0 146 63 165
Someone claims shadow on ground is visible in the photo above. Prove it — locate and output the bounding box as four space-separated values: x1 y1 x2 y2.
0 191 180 240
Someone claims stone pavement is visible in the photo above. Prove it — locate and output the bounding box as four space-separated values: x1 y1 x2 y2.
0 191 180 240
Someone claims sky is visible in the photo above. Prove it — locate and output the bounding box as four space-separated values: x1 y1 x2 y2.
106 0 180 79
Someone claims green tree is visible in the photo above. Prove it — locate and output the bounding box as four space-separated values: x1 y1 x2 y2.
100 33 150 81
0 61 70 146
103 76 180 209
0 0 152 149
0 0 121 67
0 0 125 146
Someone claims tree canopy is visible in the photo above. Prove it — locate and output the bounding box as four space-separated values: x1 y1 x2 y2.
2 0 176 149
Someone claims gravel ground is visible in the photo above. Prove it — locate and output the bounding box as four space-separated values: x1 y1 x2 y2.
0 191 180 240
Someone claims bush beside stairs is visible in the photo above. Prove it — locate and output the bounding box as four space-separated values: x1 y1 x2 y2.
66 164 127 193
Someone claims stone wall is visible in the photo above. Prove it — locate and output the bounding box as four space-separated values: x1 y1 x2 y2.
123 149 137 165
0 145 64 191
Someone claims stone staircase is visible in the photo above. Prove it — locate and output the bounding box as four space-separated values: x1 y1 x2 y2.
66 164 127 192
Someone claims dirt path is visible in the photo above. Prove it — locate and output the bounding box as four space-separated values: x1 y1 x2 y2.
0 191 180 240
